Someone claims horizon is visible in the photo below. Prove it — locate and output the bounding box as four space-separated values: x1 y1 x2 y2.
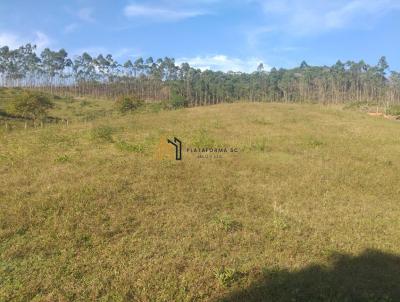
1 0 400 72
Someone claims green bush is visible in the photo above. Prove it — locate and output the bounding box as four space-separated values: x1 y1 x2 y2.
387 105 400 116
8 91 54 121
170 92 188 109
115 96 143 113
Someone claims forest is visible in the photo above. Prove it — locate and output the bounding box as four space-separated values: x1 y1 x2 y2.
1 43 400 106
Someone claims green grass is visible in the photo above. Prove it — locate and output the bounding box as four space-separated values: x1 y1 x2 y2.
1 101 400 301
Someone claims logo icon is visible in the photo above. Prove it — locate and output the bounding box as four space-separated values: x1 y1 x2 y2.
167 137 182 160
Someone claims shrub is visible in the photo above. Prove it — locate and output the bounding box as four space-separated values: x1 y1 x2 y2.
115 96 143 113
387 105 400 116
8 91 54 121
170 92 188 109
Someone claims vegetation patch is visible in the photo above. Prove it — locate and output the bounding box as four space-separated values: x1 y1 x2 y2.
386 105 400 116
55 154 71 163
250 137 271 152
115 140 145 153
213 215 242 232
90 125 115 142
6 91 54 126
192 129 216 148
252 118 273 126
115 96 144 113
308 138 325 148
214 267 240 287
273 215 291 231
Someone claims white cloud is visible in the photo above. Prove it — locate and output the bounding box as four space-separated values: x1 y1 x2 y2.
0 31 51 50
34 31 50 50
256 0 400 36
176 55 270 72
124 3 207 21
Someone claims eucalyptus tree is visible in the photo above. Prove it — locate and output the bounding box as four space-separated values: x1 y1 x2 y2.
123 60 133 76
40 48 71 91
2 42 400 106
134 57 144 77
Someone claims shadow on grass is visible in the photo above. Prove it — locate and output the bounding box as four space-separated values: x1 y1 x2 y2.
219 249 400 302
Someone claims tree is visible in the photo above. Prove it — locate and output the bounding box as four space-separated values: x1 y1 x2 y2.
1 42 400 106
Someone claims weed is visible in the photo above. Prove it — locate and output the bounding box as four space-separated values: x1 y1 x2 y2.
214 215 242 232
90 125 115 142
115 140 145 153
308 138 324 147
273 216 290 231
55 154 71 163
250 137 271 152
214 267 238 287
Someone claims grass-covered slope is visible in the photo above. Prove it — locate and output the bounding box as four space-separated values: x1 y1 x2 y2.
1 102 400 301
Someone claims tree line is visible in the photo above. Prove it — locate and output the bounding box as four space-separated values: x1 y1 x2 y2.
1 43 400 106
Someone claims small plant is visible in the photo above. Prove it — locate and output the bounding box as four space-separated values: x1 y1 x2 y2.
214 215 242 232
115 96 143 113
115 140 145 153
90 125 115 142
308 138 324 147
250 138 270 152
214 267 238 287
273 216 290 230
55 154 71 163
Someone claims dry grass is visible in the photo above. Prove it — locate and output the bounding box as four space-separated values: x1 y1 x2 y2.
1 101 400 301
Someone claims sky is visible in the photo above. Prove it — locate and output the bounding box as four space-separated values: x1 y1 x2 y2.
1 0 400 72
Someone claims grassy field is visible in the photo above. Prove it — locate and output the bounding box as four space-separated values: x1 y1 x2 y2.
1 97 400 301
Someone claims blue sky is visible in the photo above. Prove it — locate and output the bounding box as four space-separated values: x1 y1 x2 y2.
1 0 400 72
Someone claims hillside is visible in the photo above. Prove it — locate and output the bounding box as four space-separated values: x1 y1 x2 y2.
1 101 400 301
